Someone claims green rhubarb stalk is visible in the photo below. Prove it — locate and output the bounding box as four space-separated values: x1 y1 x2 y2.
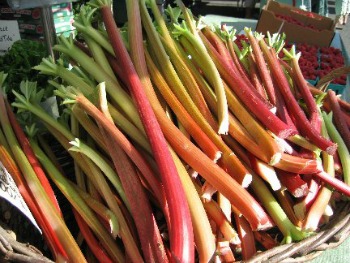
83 35 116 80
0 92 85 263
11 87 128 206
158 35 218 130
46 125 143 263
73 6 114 55
72 182 119 236
36 58 150 153
323 111 350 185
69 138 130 210
53 34 144 130
175 1 229 134
30 139 124 262
250 172 311 243
69 106 87 191
303 114 335 231
71 104 108 153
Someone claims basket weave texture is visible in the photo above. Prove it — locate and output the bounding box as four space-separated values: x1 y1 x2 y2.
0 202 349 262
245 201 350 263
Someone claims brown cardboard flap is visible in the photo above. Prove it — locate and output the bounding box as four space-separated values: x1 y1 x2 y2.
256 1 335 47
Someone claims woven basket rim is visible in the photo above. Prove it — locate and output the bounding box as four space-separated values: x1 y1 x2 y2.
1 202 350 262
244 201 350 263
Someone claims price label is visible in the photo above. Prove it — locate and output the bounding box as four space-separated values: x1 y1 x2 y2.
0 161 41 233
0 20 21 54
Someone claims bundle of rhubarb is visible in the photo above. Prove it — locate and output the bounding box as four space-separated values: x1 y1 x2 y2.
0 0 350 262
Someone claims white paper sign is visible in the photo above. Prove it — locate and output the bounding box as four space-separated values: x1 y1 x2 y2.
0 161 41 233
0 20 21 53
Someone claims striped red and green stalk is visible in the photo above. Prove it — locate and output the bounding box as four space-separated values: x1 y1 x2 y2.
96 82 168 263
0 92 85 263
5 101 61 216
250 173 311 244
303 115 335 231
0 144 67 261
91 1 195 261
283 46 322 132
30 138 125 262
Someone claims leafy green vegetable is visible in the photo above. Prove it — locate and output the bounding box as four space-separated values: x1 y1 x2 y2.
0 39 52 101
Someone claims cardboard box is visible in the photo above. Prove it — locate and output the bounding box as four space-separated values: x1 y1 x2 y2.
256 1 336 47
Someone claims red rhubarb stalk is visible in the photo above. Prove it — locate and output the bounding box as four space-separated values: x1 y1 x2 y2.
199 31 296 138
259 39 336 154
284 47 322 132
277 170 309 198
73 210 114 263
244 29 277 105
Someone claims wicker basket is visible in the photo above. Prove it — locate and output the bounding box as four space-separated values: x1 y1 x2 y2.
0 200 349 262
245 201 350 263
